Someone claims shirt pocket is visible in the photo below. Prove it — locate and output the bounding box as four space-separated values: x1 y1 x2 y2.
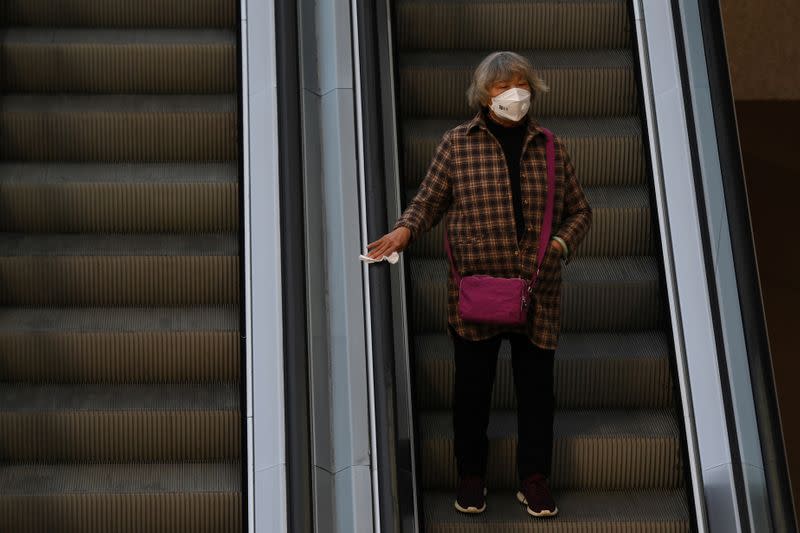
449 230 484 274
536 243 563 293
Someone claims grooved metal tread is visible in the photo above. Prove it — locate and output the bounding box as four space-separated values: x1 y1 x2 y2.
2 27 236 45
407 184 649 210
582 184 649 208
0 233 237 256
395 0 630 53
423 488 688 527
420 409 678 440
401 48 632 69
0 306 238 332
404 115 641 140
414 331 673 410
410 256 659 284
415 330 668 362
0 383 238 411
2 93 236 113
2 0 237 29
0 162 237 185
0 462 240 494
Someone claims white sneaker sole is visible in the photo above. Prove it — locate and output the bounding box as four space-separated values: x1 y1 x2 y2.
454 488 488 514
516 490 559 517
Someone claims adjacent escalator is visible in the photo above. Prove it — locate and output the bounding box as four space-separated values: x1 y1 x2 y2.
0 2 242 531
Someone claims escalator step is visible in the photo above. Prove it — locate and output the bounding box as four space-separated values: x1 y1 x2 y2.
0 383 238 461
0 462 241 533
410 184 654 258
0 233 238 305
0 162 238 232
2 28 237 93
395 0 630 51
422 488 688 533
0 306 238 383
402 116 644 188
0 94 236 161
399 49 636 118
419 409 682 490
409 256 666 333
2 0 236 29
0 305 239 331
414 331 672 410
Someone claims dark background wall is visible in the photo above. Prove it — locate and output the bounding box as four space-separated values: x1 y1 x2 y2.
720 0 800 519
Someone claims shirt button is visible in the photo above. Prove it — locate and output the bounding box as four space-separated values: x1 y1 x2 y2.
527 226 533 231
522 200 528 206
514 250 519 256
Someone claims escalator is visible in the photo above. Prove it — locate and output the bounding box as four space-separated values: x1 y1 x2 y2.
1 1 789 531
389 1 695 530
0 2 243 531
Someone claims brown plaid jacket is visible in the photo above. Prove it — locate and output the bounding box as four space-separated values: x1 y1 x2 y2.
393 111 592 350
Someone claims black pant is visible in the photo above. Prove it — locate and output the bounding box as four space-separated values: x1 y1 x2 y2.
450 326 556 482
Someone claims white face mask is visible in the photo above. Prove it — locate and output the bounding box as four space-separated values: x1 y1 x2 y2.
489 87 531 122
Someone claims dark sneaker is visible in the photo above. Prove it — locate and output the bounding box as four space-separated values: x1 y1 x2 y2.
454 475 487 514
516 473 558 517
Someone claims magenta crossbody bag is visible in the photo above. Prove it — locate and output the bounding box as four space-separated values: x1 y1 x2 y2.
444 127 556 326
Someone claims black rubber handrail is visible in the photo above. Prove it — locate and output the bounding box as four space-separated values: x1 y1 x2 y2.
275 0 314 531
355 0 403 531
234 0 249 528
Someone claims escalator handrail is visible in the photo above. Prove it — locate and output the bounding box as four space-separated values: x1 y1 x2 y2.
692 1 798 530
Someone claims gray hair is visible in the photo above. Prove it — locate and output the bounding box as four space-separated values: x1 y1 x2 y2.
466 51 549 114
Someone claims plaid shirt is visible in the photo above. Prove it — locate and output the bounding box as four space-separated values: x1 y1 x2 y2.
393 110 592 350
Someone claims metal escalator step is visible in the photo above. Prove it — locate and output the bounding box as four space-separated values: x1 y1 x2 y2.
0 461 240 493
409 256 665 333
0 462 241 532
0 306 239 331
1 94 236 161
0 383 238 461
414 331 672 410
411 184 654 258
399 49 636 118
396 0 630 51
0 234 238 306
0 233 238 255
419 409 682 490
0 306 238 383
0 162 238 232
0 161 237 185
2 0 236 29
423 488 689 532
2 94 236 113
2 28 237 93
403 117 644 188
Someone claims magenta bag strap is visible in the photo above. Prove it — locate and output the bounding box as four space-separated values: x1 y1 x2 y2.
443 127 555 287
528 127 556 292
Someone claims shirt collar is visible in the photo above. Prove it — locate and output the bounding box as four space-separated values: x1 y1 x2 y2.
466 108 544 139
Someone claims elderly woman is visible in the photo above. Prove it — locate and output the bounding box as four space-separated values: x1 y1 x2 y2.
367 51 592 518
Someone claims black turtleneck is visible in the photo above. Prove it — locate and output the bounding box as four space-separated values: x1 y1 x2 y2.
483 108 527 242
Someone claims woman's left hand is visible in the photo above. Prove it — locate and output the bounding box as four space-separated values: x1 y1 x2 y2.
550 238 563 256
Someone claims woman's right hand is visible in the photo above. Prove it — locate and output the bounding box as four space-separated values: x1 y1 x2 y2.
366 226 411 260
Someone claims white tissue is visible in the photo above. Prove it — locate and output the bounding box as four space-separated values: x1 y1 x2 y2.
359 251 400 264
